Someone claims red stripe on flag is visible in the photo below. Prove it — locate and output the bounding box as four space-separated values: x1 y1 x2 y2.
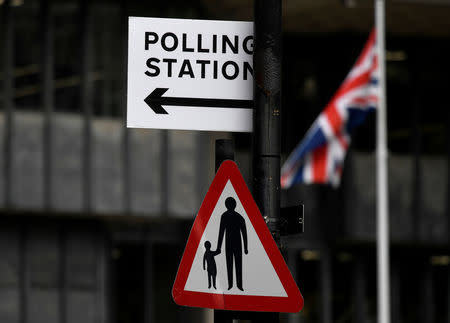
339 70 371 96
324 104 342 135
350 95 378 106
340 48 377 96
337 134 349 150
354 29 376 68
373 55 379 70
312 145 328 182
368 95 378 103
351 97 368 104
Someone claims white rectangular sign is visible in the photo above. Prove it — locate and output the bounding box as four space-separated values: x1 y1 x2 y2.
127 17 254 132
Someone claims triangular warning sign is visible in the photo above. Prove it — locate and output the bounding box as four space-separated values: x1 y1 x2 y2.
172 160 303 312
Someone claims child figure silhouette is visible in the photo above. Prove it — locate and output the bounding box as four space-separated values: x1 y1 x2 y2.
203 240 220 289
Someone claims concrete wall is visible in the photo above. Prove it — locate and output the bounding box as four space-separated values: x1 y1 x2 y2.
0 112 229 218
345 153 448 244
0 220 107 323
1 112 449 244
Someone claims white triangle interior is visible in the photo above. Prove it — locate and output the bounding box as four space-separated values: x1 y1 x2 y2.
184 180 287 297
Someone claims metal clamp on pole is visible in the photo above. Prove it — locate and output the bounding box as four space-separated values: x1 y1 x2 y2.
280 205 304 236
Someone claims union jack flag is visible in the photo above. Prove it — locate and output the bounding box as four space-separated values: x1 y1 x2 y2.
281 29 379 188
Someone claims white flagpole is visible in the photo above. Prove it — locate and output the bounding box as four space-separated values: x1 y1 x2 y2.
375 1 390 323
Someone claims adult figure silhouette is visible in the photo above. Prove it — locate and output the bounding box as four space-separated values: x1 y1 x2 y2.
216 197 248 291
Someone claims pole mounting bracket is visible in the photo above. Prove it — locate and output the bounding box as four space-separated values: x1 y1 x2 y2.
280 204 304 236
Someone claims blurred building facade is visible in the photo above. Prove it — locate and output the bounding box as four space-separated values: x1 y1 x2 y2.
1 0 450 323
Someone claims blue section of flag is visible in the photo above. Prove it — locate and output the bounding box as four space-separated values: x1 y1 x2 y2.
346 107 375 133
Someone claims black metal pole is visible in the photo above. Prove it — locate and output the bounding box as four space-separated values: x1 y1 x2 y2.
215 139 234 172
253 0 282 322
253 0 282 244
144 240 154 323
121 0 131 215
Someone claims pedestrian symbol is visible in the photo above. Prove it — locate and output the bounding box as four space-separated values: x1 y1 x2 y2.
203 240 220 289
172 160 303 313
216 196 248 291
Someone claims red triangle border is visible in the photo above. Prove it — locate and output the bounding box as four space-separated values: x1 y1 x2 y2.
172 160 303 313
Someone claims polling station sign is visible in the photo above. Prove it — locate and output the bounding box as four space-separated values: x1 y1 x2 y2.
127 17 254 132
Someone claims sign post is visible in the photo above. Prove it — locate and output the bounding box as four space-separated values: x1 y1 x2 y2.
252 0 283 321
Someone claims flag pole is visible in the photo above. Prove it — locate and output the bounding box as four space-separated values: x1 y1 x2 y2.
375 1 390 323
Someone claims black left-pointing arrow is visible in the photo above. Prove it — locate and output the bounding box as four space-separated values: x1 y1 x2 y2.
144 88 253 115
